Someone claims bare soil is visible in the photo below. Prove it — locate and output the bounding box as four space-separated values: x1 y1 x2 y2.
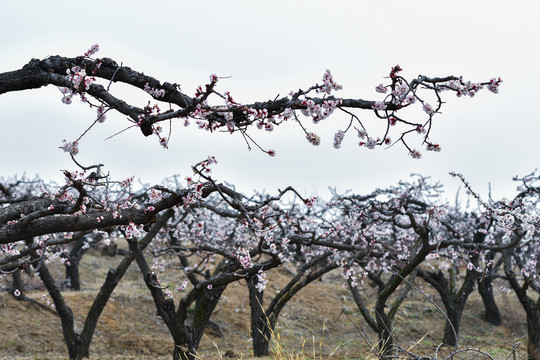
0 249 530 359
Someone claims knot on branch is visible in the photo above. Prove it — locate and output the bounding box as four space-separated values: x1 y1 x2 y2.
139 118 154 136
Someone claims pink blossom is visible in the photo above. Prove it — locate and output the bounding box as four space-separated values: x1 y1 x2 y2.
255 270 268 292
237 250 253 269
176 281 188 291
96 106 106 123
426 143 441 152
487 77 502 93
317 69 343 94
333 130 345 149
409 149 422 159
392 84 409 104
390 64 402 78
361 137 377 149
304 196 317 208
357 129 367 139
207 156 218 165
60 140 79 156
125 222 141 239
306 132 321 146
422 103 435 115
143 83 165 98
375 83 388 93
84 44 100 57
159 137 168 149
372 101 387 111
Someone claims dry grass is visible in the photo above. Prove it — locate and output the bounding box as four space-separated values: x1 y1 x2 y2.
0 250 530 359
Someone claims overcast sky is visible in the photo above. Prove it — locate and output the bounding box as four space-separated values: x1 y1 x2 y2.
1 0 538 202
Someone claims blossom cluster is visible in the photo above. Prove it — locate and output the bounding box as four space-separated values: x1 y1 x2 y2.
426 143 441 152
300 99 341 123
124 222 141 239
60 140 79 156
67 66 96 92
409 149 422 159
372 101 387 111
143 82 166 98
96 106 107 123
306 132 321 146
236 250 253 269
317 69 343 94
255 270 268 292
422 102 435 115
84 44 100 57
375 83 388 94
333 130 345 149
487 77 502 93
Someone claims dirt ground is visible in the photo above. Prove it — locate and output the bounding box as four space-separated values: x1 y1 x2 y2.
0 250 531 359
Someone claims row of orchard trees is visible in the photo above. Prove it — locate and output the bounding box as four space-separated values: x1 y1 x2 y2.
1 45 537 360
2 168 538 360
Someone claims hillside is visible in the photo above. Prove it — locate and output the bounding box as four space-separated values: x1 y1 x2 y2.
0 249 529 360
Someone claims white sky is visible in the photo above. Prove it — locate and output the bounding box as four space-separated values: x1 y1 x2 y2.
1 0 539 202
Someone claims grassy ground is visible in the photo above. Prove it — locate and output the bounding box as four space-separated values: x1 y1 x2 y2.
0 247 530 359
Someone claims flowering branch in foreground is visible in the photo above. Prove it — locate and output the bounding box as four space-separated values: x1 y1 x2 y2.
0 45 501 158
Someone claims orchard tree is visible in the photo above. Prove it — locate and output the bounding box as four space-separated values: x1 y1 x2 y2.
415 209 494 346
127 160 329 360
323 177 447 356
476 172 539 360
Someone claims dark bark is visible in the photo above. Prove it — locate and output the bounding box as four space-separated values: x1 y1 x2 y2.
477 251 502 325
0 186 189 244
127 231 195 360
64 233 105 291
28 211 172 359
347 230 431 357
477 275 502 325
375 305 394 355
0 56 403 138
65 260 81 291
246 257 339 357
10 270 25 300
417 267 476 346
37 262 86 360
247 275 270 357
64 237 89 291
504 250 540 360
191 286 226 350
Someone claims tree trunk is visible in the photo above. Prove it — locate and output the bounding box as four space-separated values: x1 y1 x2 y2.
37 262 88 359
503 250 540 360
375 304 394 357
172 341 196 360
11 271 25 300
191 285 226 350
442 305 461 347
65 259 81 291
417 266 477 347
247 275 270 357
525 305 540 360
477 275 501 326
64 234 97 291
